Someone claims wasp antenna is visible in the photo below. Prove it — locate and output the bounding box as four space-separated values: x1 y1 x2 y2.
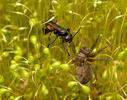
72 26 81 39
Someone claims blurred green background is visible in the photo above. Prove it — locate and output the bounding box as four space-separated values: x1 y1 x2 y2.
0 0 127 99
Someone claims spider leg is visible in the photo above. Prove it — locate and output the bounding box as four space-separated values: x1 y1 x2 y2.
89 66 93 90
90 65 97 81
91 34 100 51
89 65 97 92
79 45 90 55
47 35 59 47
87 58 111 62
89 44 110 57
83 41 88 48
62 42 70 56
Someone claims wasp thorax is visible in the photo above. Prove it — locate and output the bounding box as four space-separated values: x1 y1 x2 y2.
65 34 73 43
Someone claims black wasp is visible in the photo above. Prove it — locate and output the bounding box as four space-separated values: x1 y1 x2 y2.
43 21 80 56
75 34 111 88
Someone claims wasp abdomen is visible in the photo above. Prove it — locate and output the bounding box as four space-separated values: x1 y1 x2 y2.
44 25 55 34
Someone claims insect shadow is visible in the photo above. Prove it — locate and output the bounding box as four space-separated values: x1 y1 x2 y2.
43 21 80 56
75 34 111 88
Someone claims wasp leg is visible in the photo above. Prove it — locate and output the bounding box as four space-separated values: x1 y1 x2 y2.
62 42 70 56
89 44 110 57
71 41 76 54
43 28 52 34
48 32 52 41
47 35 59 47
91 34 100 51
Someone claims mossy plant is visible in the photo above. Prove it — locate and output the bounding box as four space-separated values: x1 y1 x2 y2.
0 0 127 99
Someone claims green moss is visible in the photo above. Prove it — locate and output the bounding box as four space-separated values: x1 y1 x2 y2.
0 0 127 99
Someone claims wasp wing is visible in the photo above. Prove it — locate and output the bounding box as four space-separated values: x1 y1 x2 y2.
45 21 67 35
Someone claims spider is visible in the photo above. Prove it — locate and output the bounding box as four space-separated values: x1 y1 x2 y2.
75 34 111 87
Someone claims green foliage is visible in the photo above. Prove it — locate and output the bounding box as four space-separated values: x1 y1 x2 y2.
0 75 4 83
41 84 49 95
68 81 78 91
2 51 9 57
80 85 90 95
0 0 127 99
102 70 109 80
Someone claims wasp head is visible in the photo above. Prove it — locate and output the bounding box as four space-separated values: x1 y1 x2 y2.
65 33 73 43
63 28 72 43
